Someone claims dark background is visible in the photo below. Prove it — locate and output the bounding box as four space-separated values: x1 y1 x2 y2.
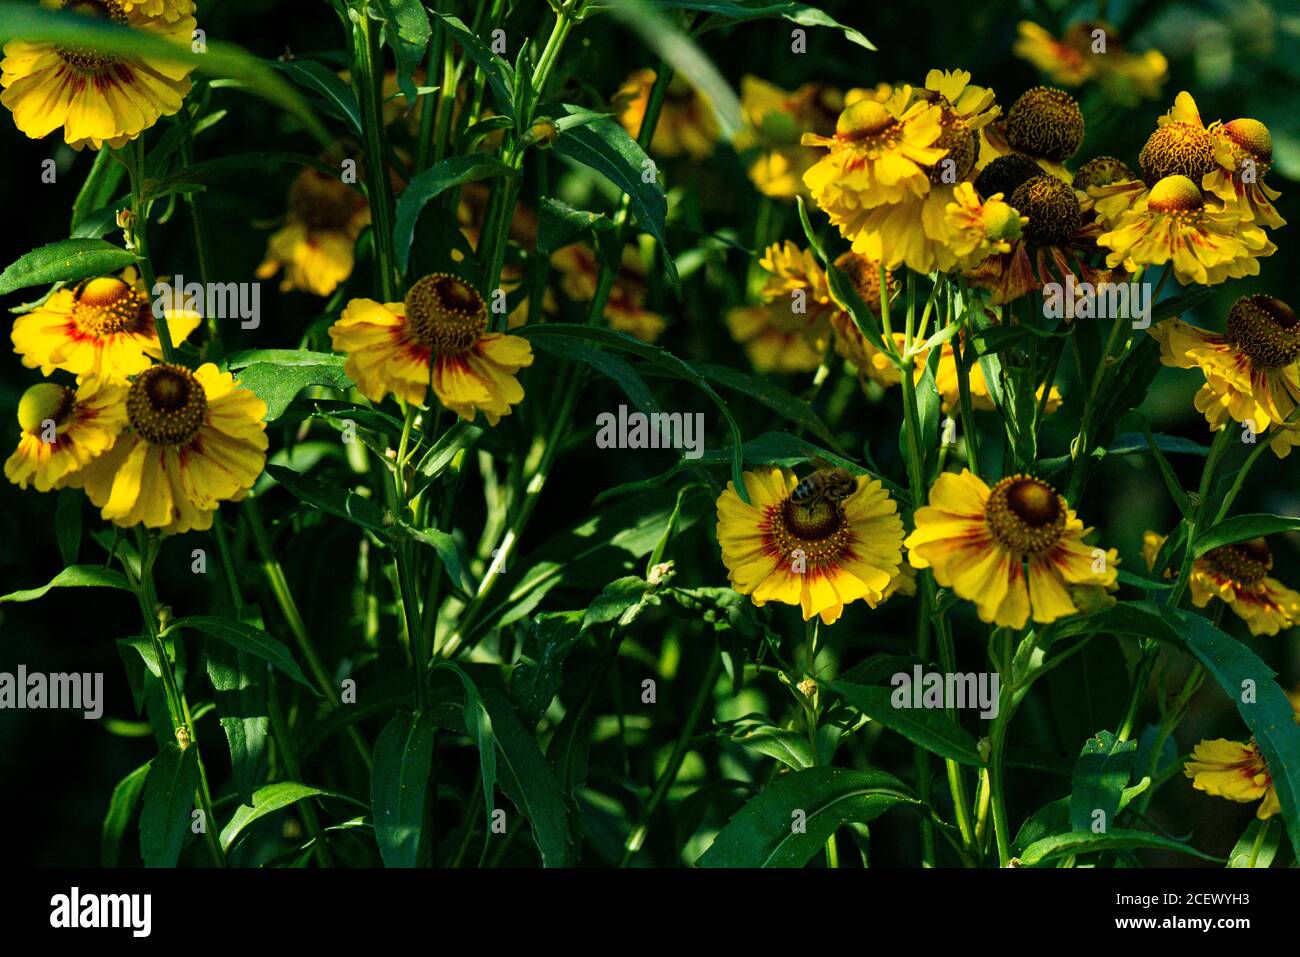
1 0 1297 866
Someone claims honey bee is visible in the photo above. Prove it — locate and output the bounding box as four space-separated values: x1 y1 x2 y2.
791 466 856 508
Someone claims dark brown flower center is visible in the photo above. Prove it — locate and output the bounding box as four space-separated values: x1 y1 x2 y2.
127 364 207 446
57 0 126 72
72 276 150 337
1139 122 1216 187
1072 155 1137 190
986 476 1066 555
927 106 977 183
1010 175 1081 246
404 274 487 356
1206 538 1272 586
1226 295 1300 368
1006 87 1084 162
765 495 853 575
974 153 1045 200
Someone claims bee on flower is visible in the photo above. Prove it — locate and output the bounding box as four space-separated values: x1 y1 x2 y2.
904 470 1117 629
1 0 196 150
715 465 905 625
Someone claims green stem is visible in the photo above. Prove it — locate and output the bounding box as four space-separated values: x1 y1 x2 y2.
352 8 399 298
618 649 721 866
122 139 174 362
126 531 225 867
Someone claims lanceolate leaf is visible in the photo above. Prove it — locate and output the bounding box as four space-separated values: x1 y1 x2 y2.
1069 731 1136 834
220 782 359 853
0 565 131 603
1194 514 1300 557
371 710 438 868
0 239 135 296
698 767 919 867
164 615 317 693
140 743 199 868
101 762 151 867
392 154 516 274
826 681 983 767
1018 828 1221 866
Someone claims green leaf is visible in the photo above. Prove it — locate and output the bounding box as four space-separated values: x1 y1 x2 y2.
1138 417 1192 518
400 525 473 596
1018 828 1222 866
698 767 919 867
519 324 748 501
694 361 839 447
537 198 614 257
374 0 432 100
509 612 585 728
229 355 351 422
718 716 813 770
206 642 269 807
1 565 131 603
101 761 151 867
1047 601 1300 854
430 662 498 829
219 782 354 853
1069 730 1137 834
1227 818 1283 868
271 59 362 133
139 743 199 868
392 154 516 274
54 489 82 565
0 239 135 297
684 1 876 50
527 334 660 415
71 148 126 236
371 710 438 868
266 464 392 538
432 13 516 120
825 681 983 766
164 615 317 693
543 104 679 292
481 687 577 867
410 420 484 496
582 576 655 631
1194 514 1300 558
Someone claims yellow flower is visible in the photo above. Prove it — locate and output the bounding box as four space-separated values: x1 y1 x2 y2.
905 470 1117 629
802 88 947 235
256 168 370 296
328 273 533 425
72 363 267 533
550 243 665 342
5 378 127 491
1151 296 1300 456
715 466 905 625
1097 175 1273 286
11 268 202 383
1142 530 1300 636
1184 739 1279 819
1 0 195 150
119 0 193 20
1014 21 1167 104
615 68 717 159
1205 118 1285 228
735 76 842 199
